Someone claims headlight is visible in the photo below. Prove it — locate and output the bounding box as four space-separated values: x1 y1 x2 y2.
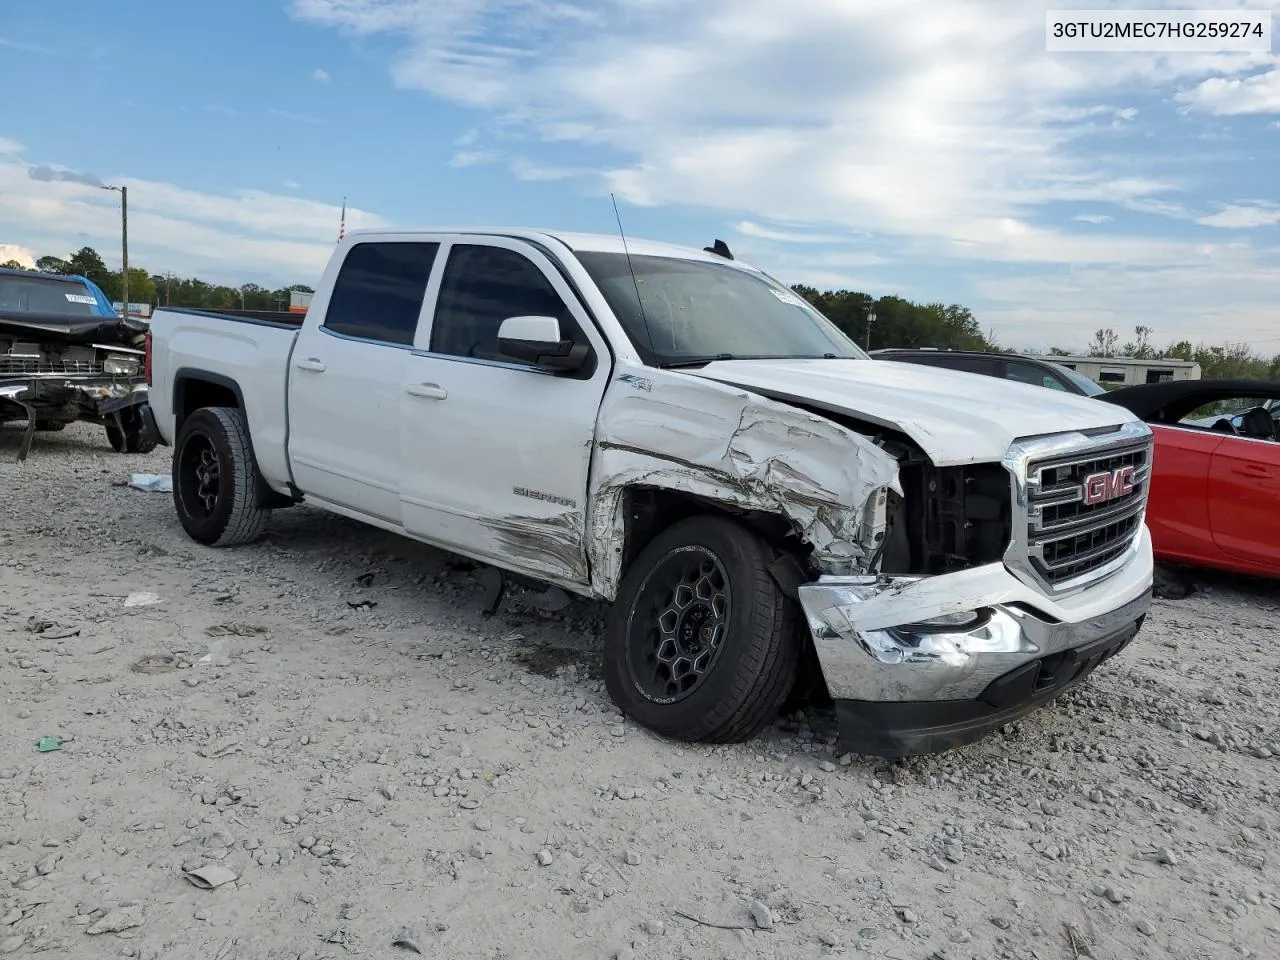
104 354 140 376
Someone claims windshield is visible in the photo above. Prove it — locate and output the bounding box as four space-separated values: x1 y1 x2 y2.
1048 361 1107 396
0 275 101 316
574 251 865 366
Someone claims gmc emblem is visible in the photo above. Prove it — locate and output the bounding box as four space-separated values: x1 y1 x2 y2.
1082 466 1136 506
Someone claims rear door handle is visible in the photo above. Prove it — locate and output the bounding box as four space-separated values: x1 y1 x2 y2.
406 383 447 400
295 358 327 373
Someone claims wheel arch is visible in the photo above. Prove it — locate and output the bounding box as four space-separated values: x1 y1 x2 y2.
172 368 244 431
171 369 294 510
605 485 811 602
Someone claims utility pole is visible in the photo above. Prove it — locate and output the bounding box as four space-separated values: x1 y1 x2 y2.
102 184 129 316
121 185 128 316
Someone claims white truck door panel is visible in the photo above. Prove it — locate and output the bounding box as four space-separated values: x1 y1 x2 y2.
400 239 611 587
287 241 441 524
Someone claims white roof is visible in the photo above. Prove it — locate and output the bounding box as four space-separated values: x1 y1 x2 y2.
341 227 759 270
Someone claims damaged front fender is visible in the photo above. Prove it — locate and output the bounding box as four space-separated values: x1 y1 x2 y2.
587 368 901 598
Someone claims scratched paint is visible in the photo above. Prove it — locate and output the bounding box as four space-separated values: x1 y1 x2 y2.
478 510 592 591
587 368 901 597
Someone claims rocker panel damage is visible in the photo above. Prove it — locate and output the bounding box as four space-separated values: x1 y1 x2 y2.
587 369 901 597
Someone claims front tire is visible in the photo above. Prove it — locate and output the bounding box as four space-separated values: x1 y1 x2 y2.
172 407 270 546
603 516 802 744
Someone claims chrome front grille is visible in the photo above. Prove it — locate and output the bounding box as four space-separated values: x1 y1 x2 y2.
1003 421 1153 593
0 356 106 376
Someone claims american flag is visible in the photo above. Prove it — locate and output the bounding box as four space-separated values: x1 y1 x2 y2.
338 197 346 242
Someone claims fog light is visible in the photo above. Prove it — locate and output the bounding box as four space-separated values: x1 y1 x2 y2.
894 608 992 634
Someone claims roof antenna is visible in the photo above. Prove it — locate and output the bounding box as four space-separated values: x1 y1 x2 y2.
610 193 656 352
704 239 733 260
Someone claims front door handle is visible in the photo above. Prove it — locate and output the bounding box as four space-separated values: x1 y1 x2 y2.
295 357 327 373
406 383 447 400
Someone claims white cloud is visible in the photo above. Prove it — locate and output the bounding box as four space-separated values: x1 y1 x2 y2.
1121 196 1193 220
311 68 331 82
507 157 584 181
450 149 500 167
0 37 57 56
1199 203 1280 229
0 243 35 268
0 144 387 285
735 221 864 245
283 179 302 189
1177 68 1280 115
289 0 1260 254
969 234 1280 347
288 0 1280 344
0 138 22 155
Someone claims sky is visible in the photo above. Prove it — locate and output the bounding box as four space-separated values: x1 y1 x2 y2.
1 0 1277 353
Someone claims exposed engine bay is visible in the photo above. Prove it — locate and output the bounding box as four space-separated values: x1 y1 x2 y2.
0 311 151 461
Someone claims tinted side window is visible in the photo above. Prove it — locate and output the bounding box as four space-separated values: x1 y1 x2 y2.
323 242 439 345
1005 361 1067 391
431 245 573 362
932 356 999 377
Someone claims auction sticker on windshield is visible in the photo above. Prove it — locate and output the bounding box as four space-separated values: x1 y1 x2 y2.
64 294 97 305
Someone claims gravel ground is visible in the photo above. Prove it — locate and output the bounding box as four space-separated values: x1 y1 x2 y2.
2 422 1278 960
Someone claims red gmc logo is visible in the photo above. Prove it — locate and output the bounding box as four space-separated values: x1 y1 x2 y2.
1082 466 1136 506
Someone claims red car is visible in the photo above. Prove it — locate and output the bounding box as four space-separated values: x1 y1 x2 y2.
1099 380 1280 579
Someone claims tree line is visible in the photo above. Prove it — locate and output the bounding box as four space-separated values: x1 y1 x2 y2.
793 288 1278 381
2 246 313 312
4 246 1275 379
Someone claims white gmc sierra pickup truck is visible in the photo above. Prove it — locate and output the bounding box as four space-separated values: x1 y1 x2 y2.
143 229 1155 756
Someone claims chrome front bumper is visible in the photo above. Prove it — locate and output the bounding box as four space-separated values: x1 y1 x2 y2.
797 526 1154 754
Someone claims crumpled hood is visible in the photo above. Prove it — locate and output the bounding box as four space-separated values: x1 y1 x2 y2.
684 358 1141 466
0 311 148 347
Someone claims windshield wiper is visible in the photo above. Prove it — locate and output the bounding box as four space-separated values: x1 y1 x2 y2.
658 352 844 369
657 354 739 369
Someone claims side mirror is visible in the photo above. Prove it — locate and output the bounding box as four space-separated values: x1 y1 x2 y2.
497 315 587 372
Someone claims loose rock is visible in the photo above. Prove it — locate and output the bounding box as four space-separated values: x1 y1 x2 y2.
86 905 145 935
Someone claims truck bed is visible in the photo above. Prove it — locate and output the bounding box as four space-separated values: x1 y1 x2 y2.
147 306 302 491
160 307 305 328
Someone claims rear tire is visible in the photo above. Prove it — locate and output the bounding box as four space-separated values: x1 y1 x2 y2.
107 408 158 454
603 515 801 743
172 407 270 546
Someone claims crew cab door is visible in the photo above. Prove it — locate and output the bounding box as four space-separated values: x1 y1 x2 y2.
399 237 611 588
287 241 441 524
1207 434 1280 567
